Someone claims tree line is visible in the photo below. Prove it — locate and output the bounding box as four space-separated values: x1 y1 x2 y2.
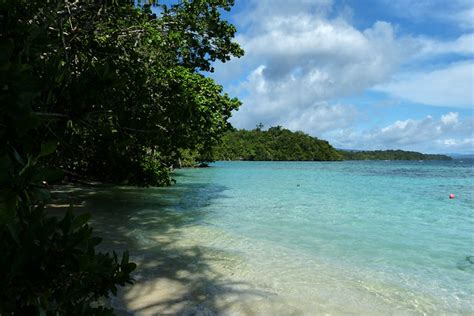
209 127 451 162
211 126 343 161
340 150 451 161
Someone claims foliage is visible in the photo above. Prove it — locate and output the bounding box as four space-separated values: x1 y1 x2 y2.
1 0 243 313
0 205 136 314
5 0 242 186
340 150 452 161
211 127 451 162
0 43 136 310
0 140 136 314
213 126 343 161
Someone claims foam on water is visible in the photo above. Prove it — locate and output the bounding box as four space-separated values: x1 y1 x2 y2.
57 160 474 314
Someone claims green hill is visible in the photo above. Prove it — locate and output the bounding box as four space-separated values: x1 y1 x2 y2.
211 127 452 162
212 126 343 161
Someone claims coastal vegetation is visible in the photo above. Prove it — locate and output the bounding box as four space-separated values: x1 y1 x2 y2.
340 150 451 161
212 126 343 161
0 0 242 313
210 127 452 162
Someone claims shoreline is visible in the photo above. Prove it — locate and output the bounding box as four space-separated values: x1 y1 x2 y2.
48 161 473 315
102 224 458 315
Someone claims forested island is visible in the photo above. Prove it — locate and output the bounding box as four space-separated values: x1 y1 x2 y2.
212 126 343 161
210 127 452 162
340 150 451 161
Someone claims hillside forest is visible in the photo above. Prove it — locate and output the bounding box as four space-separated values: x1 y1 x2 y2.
209 127 452 162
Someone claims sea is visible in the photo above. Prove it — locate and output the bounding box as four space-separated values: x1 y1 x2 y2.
59 160 474 315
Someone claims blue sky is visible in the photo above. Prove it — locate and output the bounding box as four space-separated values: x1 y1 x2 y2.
202 0 473 154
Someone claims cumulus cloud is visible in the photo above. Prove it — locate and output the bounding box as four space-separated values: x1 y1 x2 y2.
331 113 473 153
441 112 459 125
210 0 474 152
283 103 357 134
240 18 408 91
227 1 413 133
219 0 473 131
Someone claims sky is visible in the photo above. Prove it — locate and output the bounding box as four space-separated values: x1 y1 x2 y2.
206 0 474 154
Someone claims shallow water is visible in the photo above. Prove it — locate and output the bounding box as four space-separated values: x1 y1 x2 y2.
53 160 474 315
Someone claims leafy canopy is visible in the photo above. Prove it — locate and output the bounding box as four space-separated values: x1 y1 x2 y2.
213 126 343 161
4 0 243 186
0 0 243 313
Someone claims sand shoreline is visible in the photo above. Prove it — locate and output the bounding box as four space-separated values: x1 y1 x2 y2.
48 185 471 315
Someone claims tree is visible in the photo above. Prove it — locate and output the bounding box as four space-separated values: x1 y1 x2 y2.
212 127 343 161
5 0 243 186
1 0 243 313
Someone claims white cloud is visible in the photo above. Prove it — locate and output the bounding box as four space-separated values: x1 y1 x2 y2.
239 18 409 94
413 33 474 57
375 116 439 145
330 113 473 153
210 0 474 152
215 0 474 133
282 103 357 134
441 112 459 125
438 138 473 150
234 0 333 29
375 62 474 108
226 4 412 133
372 32 474 108
230 64 358 133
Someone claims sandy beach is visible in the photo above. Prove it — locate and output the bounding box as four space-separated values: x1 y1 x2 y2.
49 169 473 316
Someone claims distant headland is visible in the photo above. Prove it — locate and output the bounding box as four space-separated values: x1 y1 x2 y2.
209 126 452 162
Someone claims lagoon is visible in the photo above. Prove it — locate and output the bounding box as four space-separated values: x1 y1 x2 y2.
55 160 474 314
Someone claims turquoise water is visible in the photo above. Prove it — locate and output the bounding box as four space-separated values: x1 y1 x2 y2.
173 160 473 313
60 160 474 314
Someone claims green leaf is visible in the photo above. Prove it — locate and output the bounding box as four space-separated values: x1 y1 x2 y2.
18 155 36 177
11 147 24 165
60 209 73 233
72 213 91 230
126 262 137 273
121 251 129 266
39 141 57 158
7 222 20 244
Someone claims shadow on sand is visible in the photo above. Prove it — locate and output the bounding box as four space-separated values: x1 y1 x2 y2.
49 183 269 315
